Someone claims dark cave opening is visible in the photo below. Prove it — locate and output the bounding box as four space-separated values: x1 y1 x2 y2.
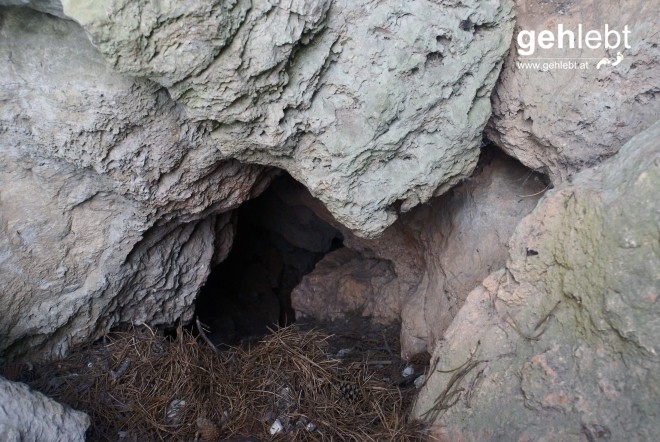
15 146 553 441
192 142 552 350
194 173 344 347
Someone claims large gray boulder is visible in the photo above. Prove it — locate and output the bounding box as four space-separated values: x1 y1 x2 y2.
412 121 660 440
61 0 516 237
0 8 274 358
487 0 660 182
0 376 89 442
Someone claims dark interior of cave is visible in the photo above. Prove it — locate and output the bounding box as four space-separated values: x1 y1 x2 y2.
192 144 550 349
194 173 344 347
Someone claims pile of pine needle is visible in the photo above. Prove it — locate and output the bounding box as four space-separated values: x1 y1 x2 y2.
26 325 426 441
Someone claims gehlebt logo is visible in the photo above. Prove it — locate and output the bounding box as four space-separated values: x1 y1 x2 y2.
515 24 632 71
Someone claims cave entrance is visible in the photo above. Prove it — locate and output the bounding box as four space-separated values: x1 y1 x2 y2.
194 173 343 347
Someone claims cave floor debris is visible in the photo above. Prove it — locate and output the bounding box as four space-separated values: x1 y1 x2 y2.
19 322 428 441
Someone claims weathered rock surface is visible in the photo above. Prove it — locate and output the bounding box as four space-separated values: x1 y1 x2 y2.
61 0 516 237
292 151 547 355
412 121 660 440
487 0 660 182
293 247 398 322
0 376 89 441
0 8 274 358
1 0 519 357
0 0 64 18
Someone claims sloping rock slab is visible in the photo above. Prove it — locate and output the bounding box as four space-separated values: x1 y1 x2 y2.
412 121 660 440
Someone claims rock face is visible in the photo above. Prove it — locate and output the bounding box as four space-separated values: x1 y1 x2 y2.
61 0 516 237
0 376 89 442
1 0 657 437
487 0 660 182
293 247 398 322
1 0 516 357
0 0 64 18
412 121 660 440
292 151 547 355
0 8 274 358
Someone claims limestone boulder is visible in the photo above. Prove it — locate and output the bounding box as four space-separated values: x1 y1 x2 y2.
487 0 660 182
292 248 399 322
412 121 660 440
0 8 273 358
0 376 89 442
61 0 517 237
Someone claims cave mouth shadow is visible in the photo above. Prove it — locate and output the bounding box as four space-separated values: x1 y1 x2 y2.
194 172 343 348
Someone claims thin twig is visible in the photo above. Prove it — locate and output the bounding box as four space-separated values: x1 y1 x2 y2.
195 317 219 354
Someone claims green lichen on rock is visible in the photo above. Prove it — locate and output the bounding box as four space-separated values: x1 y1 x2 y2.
60 0 516 238
412 121 660 441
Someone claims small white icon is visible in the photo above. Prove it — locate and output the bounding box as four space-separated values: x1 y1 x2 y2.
596 52 624 69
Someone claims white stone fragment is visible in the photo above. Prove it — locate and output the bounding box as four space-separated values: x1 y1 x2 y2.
269 419 284 435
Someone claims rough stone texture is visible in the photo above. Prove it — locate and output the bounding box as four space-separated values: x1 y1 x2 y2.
60 0 251 88
0 0 519 357
487 0 660 182
0 8 274 358
61 0 516 237
0 0 64 18
0 376 89 442
292 151 547 355
293 247 398 322
412 121 660 440
0 424 20 442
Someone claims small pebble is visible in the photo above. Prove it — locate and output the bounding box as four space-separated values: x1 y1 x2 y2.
337 348 353 357
220 410 231 425
414 374 426 389
165 399 186 425
402 365 414 378
269 419 283 435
